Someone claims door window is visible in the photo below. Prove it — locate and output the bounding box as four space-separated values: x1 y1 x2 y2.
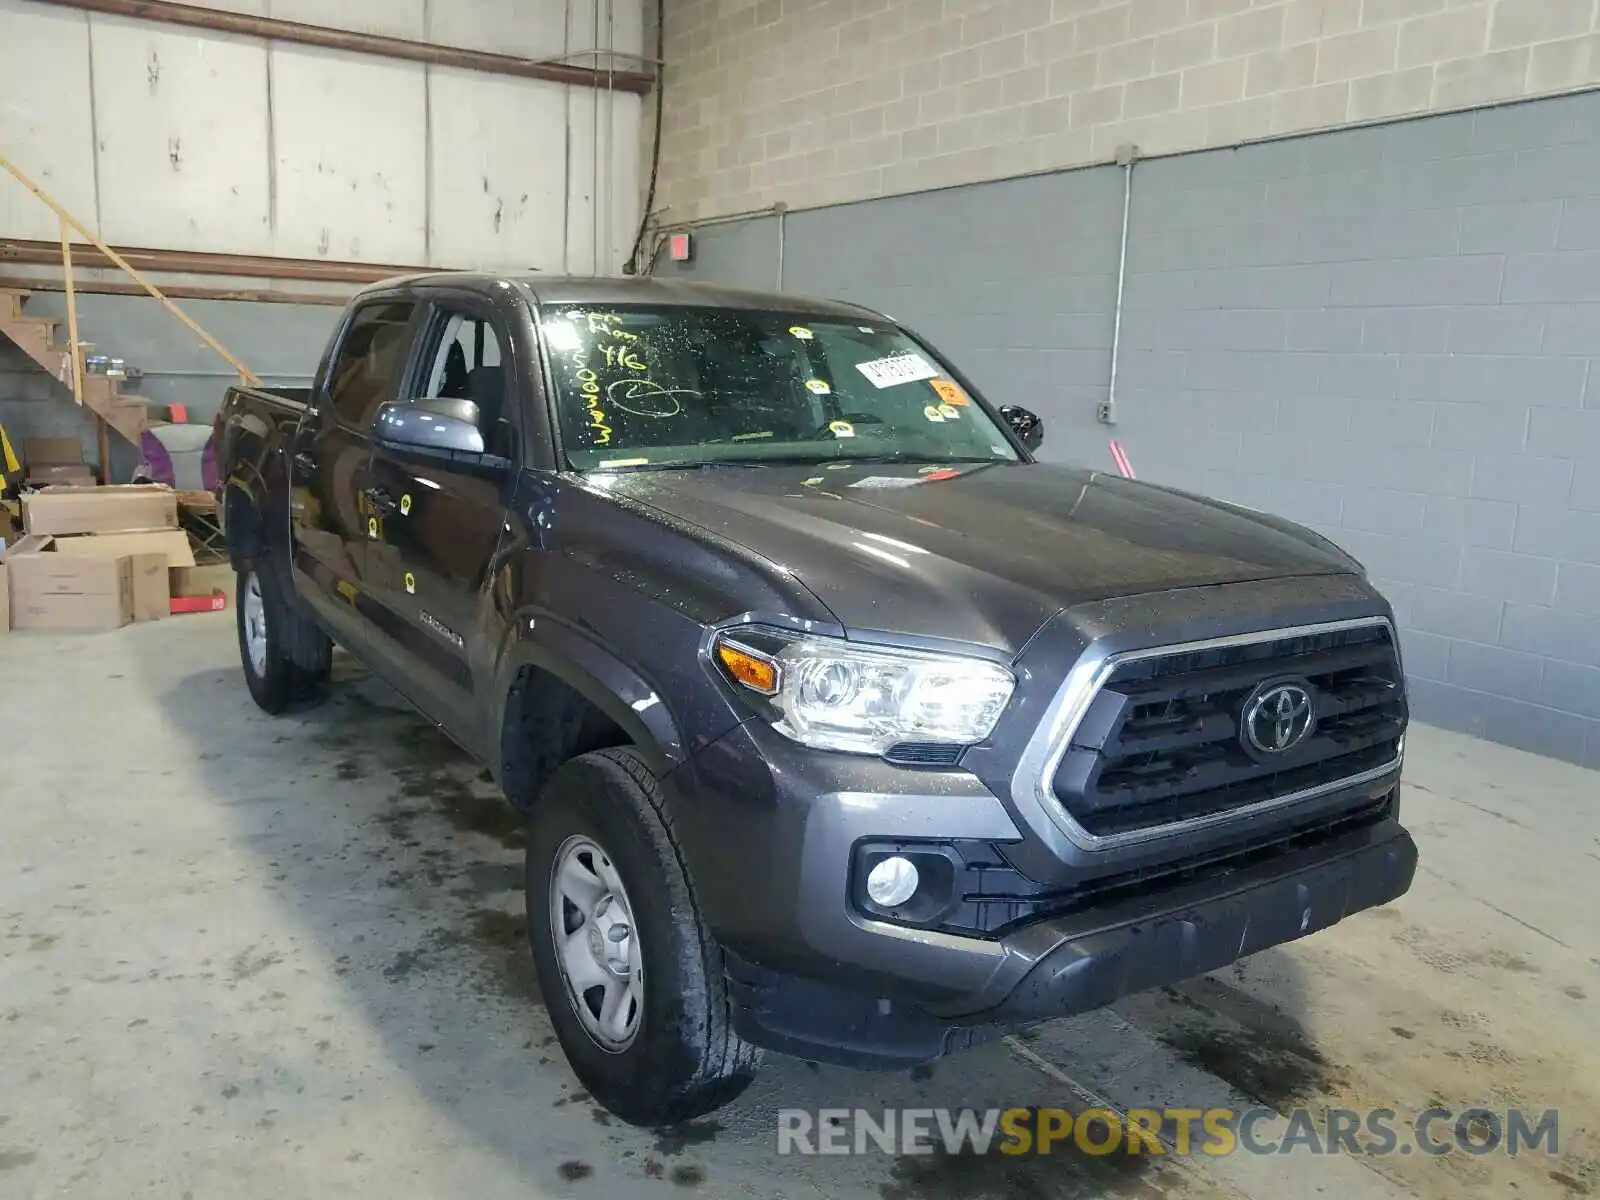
326 301 415 429
416 310 513 458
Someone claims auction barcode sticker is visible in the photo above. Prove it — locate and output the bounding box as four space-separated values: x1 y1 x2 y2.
856 353 938 389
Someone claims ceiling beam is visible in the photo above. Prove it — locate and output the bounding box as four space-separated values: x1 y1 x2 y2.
29 0 655 94
0 274 349 305
1 237 434 284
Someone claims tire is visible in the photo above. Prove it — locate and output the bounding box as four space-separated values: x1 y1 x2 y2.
526 747 761 1126
237 558 332 715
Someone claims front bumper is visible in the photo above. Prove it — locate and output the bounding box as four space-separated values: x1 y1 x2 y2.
667 718 1415 1067
969 818 1416 1022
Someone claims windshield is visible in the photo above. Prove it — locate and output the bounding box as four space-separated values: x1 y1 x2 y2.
539 304 1022 470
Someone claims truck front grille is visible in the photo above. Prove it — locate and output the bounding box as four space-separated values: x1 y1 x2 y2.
1050 620 1405 841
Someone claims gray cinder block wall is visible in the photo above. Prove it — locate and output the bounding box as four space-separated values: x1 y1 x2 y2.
659 90 1600 768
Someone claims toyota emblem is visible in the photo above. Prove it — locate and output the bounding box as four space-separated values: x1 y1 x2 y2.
1243 682 1316 755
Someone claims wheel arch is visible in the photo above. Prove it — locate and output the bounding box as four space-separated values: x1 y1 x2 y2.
222 480 264 568
496 636 690 814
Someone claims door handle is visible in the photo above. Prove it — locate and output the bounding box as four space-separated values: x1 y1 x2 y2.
362 485 398 516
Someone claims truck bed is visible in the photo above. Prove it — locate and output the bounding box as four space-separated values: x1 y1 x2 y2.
226 384 312 414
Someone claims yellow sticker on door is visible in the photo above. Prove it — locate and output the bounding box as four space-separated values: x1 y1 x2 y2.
367 516 379 539
400 493 412 516
404 571 416 595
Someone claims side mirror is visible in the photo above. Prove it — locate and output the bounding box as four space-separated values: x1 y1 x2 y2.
998 404 1044 452
374 398 485 455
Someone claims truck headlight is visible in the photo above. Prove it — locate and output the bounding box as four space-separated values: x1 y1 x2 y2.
714 630 1015 756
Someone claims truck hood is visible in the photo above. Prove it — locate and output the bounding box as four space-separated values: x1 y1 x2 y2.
606 461 1357 652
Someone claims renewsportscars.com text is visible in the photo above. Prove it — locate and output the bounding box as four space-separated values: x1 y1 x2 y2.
777 1106 1560 1159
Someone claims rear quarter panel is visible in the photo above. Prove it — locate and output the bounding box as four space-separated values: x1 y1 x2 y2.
219 385 306 563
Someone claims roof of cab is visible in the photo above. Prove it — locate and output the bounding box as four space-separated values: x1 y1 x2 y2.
359 271 883 321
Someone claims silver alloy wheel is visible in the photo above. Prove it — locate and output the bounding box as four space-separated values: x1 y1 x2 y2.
550 834 644 1051
242 571 268 678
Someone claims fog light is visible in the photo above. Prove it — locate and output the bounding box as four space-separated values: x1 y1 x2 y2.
866 856 920 908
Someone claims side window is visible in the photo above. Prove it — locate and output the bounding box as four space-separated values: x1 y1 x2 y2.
326 301 415 429
416 310 512 457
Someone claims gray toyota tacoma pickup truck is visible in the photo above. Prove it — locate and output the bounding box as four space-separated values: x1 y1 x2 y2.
217 273 1417 1126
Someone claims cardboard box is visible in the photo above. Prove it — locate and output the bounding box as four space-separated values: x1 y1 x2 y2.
54 529 195 569
23 438 95 488
23 485 178 537
7 533 51 557
24 437 83 467
53 534 196 622
130 553 169 622
8 536 134 632
29 464 97 487
170 563 233 604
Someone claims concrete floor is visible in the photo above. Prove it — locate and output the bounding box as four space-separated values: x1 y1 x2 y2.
0 614 1596 1200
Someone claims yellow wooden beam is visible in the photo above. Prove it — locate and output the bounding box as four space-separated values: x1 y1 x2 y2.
1 153 260 385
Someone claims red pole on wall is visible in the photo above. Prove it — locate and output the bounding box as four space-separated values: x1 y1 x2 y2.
1109 440 1136 479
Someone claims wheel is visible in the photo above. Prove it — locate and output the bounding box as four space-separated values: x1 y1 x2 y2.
526 747 761 1125
237 558 332 715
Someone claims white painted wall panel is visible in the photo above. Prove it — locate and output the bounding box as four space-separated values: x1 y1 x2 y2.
184 0 267 13
0 1 98 241
566 90 643 275
608 94 643 271
567 0 644 63
1 0 645 273
565 89 599 276
269 45 428 262
427 70 568 271
90 18 271 252
427 0 569 59
177 0 640 54
566 0 646 273
270 0 425 41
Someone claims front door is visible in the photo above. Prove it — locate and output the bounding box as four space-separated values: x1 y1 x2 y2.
290 297 418 647
363 297 521 744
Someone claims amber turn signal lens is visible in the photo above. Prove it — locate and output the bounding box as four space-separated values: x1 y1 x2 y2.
717 642 779 695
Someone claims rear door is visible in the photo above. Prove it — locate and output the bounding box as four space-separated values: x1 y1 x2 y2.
362 290 523 741
289 296 420 647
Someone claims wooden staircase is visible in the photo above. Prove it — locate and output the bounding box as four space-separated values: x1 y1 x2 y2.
0 153 258 476
0 286 151 447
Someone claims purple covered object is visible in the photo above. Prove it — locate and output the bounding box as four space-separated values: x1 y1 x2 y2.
138 425 218 490
139 429 174 486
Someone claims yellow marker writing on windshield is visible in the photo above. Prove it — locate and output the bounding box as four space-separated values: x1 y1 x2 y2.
828 420 855 438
